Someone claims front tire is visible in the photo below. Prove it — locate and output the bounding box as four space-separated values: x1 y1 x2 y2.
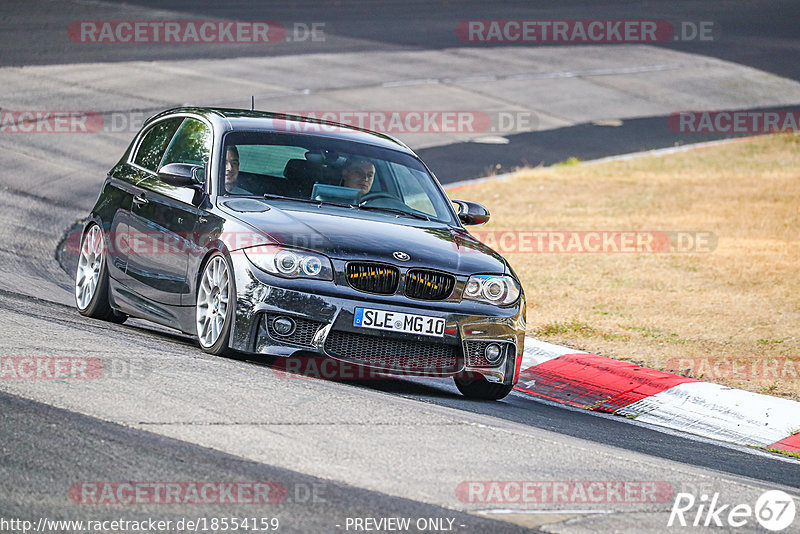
196 253 235 355
454 376 514 400
75 223 126 323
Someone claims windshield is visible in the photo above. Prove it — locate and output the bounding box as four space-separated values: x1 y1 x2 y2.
220 131 456 224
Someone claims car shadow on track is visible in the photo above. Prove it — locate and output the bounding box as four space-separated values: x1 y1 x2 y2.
112 319 468 403
239 351 465 399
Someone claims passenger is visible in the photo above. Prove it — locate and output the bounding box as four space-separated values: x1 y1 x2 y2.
224 145 249 195
340 158 375 194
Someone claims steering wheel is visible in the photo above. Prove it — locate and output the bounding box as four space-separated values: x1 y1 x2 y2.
358 192 396 205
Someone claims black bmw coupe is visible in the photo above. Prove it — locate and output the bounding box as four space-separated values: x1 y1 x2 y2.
75 107 526 399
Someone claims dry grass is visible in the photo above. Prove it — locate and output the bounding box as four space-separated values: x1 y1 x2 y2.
450 134 800 399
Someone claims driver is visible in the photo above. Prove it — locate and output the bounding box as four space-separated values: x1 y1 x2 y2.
224 145 249 195
340 158 375 195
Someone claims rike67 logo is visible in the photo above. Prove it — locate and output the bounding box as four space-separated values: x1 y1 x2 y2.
668 490 796 531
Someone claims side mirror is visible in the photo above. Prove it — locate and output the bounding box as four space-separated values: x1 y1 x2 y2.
453 200 490 226
157 163 204 188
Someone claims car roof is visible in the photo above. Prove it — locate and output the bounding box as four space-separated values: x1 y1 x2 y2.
146 107 415 155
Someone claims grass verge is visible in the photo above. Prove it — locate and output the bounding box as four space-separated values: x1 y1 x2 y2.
450 134 800 400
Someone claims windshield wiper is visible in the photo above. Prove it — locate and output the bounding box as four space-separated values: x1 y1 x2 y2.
263 193 354 208
356 204 430 221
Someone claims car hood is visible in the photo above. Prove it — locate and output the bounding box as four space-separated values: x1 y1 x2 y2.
223 201 508 276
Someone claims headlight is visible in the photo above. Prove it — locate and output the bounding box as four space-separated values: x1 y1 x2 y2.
244 245 333 280
463 274 520 305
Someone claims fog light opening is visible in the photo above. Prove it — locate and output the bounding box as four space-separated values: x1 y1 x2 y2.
272 316 296 337
484 343 503 364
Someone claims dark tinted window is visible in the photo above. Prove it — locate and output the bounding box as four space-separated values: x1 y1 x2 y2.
132 118 182 172
161 118 212 173
238 144 307 175
221 131 456 224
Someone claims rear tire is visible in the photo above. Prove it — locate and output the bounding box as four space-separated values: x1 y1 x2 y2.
454 376 514 400
75 223 127 323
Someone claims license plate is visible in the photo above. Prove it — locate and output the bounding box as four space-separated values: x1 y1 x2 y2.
353 308 445 337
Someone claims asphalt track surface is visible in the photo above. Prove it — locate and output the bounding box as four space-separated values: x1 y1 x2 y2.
1 391 531 533
3 0 800 181
1 1 800 533
6 0 800 79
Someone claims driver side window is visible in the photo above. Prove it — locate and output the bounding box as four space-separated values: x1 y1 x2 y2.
160 118 212 181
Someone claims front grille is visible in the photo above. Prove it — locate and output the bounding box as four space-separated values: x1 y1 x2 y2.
404 269 455 300
324 330 462 375
266 315 325 347
346 262 399 295
464 341 512 368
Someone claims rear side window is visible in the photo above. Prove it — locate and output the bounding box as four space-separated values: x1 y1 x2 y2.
132 118 182 172
161 118 213 171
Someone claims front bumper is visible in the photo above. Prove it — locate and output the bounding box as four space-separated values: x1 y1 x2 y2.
227 253 526 385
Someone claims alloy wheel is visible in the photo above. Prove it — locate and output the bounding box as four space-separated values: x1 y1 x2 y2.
196 256 231 348
75 225 103 310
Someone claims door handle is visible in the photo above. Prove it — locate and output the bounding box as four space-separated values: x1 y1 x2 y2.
133 194 148 206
